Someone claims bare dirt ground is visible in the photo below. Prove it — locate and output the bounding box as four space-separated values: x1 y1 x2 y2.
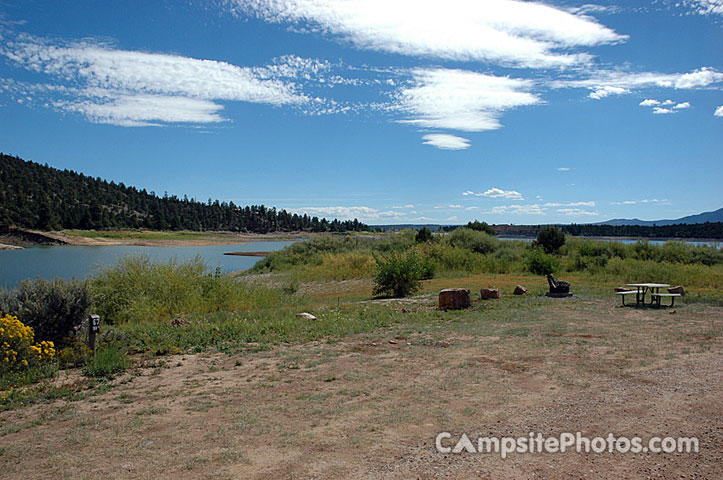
1 298 721 479
0 229 304 248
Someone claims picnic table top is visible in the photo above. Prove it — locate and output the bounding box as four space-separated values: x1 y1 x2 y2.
626 283 670 288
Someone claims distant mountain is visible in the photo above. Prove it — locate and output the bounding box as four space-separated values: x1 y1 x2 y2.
596 207 723 227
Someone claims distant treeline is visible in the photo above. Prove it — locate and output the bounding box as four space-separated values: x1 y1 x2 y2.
441 222 723 239
561 222 723 239
0 154 369 233
492 222 723 239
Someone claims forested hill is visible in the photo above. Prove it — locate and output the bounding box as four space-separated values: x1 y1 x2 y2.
0 154 369 233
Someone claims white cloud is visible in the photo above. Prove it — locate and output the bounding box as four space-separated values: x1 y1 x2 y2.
678 0 723 16
555 208 599 216
1 36 309 125
449 205 463 209
234 0 626 68
567 4 621 15
552 67 723 95
589 85 629 99
293 206 407 222
479 188 524 200
483 204 546 215
421 133 470 150
610 198 670 205
543 201 596 207
397 68 541 132
639 98 691 114
391 204 415 209
58 94 225 126
557 167 571 171
653 107 674 114
462 188 524 200
715 106 723 117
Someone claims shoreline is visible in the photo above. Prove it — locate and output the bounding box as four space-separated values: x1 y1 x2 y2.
0 228 308 248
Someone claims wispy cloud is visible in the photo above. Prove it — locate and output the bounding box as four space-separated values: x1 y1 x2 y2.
421 133 470 150
653 107 674 114
57 94 226 127
292 206 407 222
555 208 599 216
557 167 571 171
588 85 629 99
463 188 524 200
715 106 723 117
675 0 723 16
480 203 598 216
483 204 546 215
233 0 626 68
397 68 541 132
552 67 723 97
610 198 671 205
0 35 310 126
543 201 596 207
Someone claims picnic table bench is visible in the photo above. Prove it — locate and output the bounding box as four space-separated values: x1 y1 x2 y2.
618 283 680 307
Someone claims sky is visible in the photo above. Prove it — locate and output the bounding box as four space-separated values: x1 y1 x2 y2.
0 0 721 225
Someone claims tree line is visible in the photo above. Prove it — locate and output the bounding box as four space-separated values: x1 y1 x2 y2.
446 220 722 239
0 154 369 233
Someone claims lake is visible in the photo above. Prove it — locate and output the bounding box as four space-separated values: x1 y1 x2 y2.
0 241 294 288
498 236 721 247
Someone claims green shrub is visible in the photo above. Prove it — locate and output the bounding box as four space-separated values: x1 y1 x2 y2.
657 241 694 264
0 278 91 346
91 255 298 324
83 344 130 379
526 248 561 275
372 250 424 297
447 228 499 254
535 226 566 254
691 245 723 266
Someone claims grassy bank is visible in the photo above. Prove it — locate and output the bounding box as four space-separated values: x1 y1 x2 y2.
248 230 723 291
1 230 722 412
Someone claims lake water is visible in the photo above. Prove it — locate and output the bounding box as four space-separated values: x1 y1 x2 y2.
0 241 294 288
498 236 720 248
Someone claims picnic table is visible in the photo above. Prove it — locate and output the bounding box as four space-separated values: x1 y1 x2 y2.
617 283 680 307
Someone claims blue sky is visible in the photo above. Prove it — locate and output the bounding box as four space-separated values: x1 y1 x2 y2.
0 0 721 225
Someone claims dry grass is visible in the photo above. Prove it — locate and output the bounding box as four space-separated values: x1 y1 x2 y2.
1 290 721 479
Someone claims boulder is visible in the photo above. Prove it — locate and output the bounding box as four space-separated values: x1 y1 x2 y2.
439 288 471 310
513 285 527 295
668 286 686 296
480 288 501 300
296 312 317 320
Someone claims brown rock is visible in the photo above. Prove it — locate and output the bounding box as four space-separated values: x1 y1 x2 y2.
668 285 686 295
439 288 471 310
513 285 527 295
481 288 501 300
